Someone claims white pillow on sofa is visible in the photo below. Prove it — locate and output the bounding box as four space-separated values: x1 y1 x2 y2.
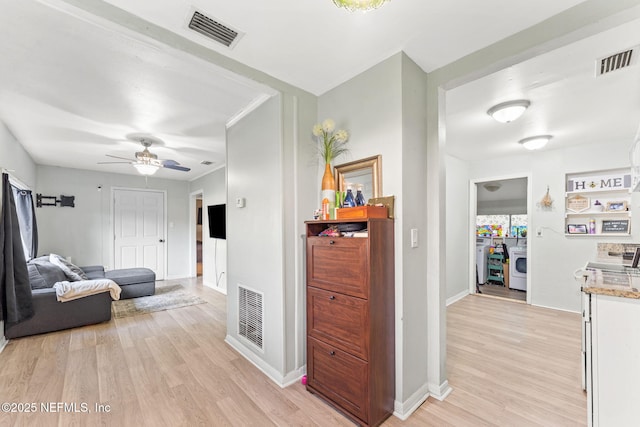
49 254 89 282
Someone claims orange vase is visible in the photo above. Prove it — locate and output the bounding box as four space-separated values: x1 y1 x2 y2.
321 163 336 191
321 163 336 213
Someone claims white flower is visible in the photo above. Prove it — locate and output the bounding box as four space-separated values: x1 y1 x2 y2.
334 129 349 143
312 124 323 137
321 119 335 133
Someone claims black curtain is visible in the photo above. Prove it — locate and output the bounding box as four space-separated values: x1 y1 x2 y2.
11 185 38 260
0 173 33 325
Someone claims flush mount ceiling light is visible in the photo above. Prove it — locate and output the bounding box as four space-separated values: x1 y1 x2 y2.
332 0 390 11
519 135 553 150
487 100 531 123
133 162 160 175
483 182 502 192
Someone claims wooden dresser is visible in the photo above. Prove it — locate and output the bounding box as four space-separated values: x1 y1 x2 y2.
305 218 395 427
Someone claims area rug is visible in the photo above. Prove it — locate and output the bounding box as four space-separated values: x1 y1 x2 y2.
112 283 207 318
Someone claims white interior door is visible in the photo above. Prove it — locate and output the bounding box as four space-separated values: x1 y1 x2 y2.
113 189 165 279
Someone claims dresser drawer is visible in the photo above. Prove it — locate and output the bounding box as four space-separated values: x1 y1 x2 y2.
307 287 369 360
306 237 368 298
307 337 368 423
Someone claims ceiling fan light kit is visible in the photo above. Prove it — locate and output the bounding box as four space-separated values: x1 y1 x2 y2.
487 99 530 123
133 162 160 175
519 135 552 150
332 0 390 11
99 135 191 175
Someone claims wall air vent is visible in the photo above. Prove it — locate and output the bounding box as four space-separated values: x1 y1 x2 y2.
238 285 263 350
188 11 241 48
596 47 637 76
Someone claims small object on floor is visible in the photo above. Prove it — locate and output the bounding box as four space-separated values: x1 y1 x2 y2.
301 375 307 385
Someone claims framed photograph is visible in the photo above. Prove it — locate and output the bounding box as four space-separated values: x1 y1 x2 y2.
602 219 629 233
567 224 588 234
605 201 627 212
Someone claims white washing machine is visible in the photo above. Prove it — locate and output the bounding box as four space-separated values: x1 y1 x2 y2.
476 242 490 285
509 246 527 291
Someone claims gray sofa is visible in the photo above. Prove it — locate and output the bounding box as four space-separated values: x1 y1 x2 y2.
4 256 156 339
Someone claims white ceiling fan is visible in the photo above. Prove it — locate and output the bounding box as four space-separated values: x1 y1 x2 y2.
98 135 190 175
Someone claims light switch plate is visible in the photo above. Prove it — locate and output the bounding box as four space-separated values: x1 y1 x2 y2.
236 197 246 208
411 228 418 248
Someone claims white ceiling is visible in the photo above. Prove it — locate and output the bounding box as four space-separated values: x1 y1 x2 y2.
446 17 640 162
1 0 638 182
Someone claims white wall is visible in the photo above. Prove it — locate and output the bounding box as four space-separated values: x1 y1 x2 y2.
0 122 37 188
318 53 432 413
189 168 227 292
447 139 636 313
36 166 190 278
226 94 288 378
446 154 470 301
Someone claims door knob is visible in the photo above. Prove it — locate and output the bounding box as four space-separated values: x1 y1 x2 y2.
159 239 165 243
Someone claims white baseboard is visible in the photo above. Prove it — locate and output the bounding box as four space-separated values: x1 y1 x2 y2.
225 334 304 388
446 290 469 306
203 280 227 295
531 303 580 314
393 383 430 420
429 380 453 401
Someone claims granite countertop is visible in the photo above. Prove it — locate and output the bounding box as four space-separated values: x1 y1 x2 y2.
583 285 640 299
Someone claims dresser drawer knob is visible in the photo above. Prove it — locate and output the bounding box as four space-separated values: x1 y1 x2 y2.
329 295 336 300
329 240 335 245
329 351 336 356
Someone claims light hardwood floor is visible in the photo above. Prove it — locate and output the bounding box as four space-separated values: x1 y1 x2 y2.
0 280 586 426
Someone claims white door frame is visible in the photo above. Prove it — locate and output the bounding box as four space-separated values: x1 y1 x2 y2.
111 187 168 279
468 173 532 305
189 189 204 278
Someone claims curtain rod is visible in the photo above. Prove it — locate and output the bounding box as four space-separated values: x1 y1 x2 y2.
1 168 31 191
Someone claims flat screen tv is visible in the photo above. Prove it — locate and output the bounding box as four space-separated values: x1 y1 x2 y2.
208 204 226 239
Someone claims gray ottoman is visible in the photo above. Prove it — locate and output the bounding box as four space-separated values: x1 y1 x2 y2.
105 268 156 299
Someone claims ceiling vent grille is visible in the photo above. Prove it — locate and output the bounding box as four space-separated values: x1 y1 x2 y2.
238 285 263 350
597 48 636 76
188 11 240 48
200 160 213 165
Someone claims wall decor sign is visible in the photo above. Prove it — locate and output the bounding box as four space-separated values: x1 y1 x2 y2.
567 172 631 193
602 219 630 233
566 194 590 213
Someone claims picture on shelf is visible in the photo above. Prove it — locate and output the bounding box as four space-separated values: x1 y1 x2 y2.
605 201 627 212
567 224 588 234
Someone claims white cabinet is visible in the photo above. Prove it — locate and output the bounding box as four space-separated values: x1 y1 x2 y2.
584 292 640 426
565 169 631 236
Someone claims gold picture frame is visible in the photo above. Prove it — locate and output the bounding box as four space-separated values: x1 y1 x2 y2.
605 201 627 212
334 155 382 202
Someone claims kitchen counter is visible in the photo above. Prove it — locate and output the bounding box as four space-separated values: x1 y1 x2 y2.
582 285 640 299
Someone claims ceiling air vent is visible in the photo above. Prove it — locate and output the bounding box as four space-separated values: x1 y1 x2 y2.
200 160 213 165
238 285 263 350
188 11 240 48
596 47 637 76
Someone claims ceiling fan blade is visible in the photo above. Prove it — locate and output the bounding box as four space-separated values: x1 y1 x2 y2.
106 154 135 161
163 163 191 172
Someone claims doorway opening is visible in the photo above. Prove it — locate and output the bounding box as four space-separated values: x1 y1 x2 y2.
471 176 530 304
